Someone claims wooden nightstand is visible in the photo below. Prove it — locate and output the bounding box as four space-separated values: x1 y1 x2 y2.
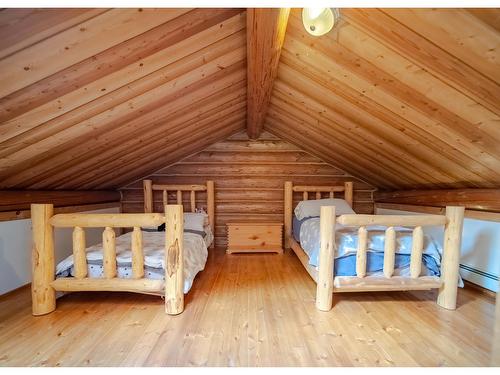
226 222 283 254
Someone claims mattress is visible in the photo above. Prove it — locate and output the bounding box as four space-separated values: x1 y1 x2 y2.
292 215 454 280
56 227 213 294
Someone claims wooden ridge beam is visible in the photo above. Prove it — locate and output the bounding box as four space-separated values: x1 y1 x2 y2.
246 8 289 139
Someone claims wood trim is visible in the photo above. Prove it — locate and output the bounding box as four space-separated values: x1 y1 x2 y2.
375 202 500 223
374 189 500 213
0 190 120 212
246 8 290 139
0 201 120 222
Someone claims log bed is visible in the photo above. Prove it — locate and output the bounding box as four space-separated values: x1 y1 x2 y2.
283 181 465 312
31 180 215 316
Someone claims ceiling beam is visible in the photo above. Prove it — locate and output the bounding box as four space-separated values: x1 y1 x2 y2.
246 8 290 139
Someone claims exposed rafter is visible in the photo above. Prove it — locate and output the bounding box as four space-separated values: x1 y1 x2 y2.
246 8 289 139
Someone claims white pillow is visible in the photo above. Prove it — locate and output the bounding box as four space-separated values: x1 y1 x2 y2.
184 212 207 232
294 198 355 220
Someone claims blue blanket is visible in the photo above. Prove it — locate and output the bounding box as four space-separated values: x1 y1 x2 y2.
293 216 442 277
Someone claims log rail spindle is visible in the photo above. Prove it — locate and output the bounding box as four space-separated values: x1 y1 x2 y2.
72 226 87 279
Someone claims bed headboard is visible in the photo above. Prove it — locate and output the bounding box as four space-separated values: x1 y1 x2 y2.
142 180 215 236
283 181 353 248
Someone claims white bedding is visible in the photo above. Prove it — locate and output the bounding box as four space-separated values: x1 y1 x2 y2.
56 229 213 294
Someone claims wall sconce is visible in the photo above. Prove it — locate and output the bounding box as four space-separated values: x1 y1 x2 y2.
302 8 340 36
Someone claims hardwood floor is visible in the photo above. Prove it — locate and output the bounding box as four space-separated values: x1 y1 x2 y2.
0 248 496 366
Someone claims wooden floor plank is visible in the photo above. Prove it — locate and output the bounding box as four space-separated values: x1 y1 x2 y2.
0 248 496 366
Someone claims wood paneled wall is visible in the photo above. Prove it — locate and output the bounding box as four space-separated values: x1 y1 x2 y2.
120 131 375 247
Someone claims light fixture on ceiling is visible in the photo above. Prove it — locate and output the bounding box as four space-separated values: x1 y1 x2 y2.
302 8 340 36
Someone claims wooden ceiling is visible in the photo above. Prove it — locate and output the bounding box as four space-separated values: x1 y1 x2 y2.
0 8 499 191
265 8 500 190
0 8 247 190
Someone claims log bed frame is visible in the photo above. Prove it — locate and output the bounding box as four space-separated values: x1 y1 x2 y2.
283 181 465 312
31 180 215 317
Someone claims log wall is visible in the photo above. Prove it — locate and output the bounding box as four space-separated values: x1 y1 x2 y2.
120 131 375 247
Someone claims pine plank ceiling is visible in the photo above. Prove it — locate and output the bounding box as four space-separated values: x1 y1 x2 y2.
0 8 247 190
0 8 499 191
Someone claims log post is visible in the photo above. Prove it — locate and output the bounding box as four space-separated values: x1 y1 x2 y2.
165 204 184 315
316 206 336 311
131 226 144 279
206 181 215 249
163 190 168 207
103 227 116 279
284 181 293 249
356 226 367 278
72 226 87 279
143 179 153 213
344 182 353 207
437 206 465 310
31 204 56 316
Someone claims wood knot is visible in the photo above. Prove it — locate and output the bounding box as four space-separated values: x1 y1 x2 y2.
167 239 180 277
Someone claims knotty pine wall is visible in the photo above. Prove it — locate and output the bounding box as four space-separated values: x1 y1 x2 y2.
120 131 375 248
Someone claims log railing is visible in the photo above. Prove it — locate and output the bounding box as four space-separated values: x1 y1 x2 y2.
316 206 464 312
31 204 185 316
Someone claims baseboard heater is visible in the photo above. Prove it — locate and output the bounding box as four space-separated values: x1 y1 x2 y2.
460 264 498 292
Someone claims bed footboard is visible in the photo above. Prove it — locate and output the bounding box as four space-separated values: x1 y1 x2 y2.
31 204 185 316
316 206 465 312
284 181 465 312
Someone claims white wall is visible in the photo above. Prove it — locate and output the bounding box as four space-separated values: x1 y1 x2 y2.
0 207 120 295
376 207 500 292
